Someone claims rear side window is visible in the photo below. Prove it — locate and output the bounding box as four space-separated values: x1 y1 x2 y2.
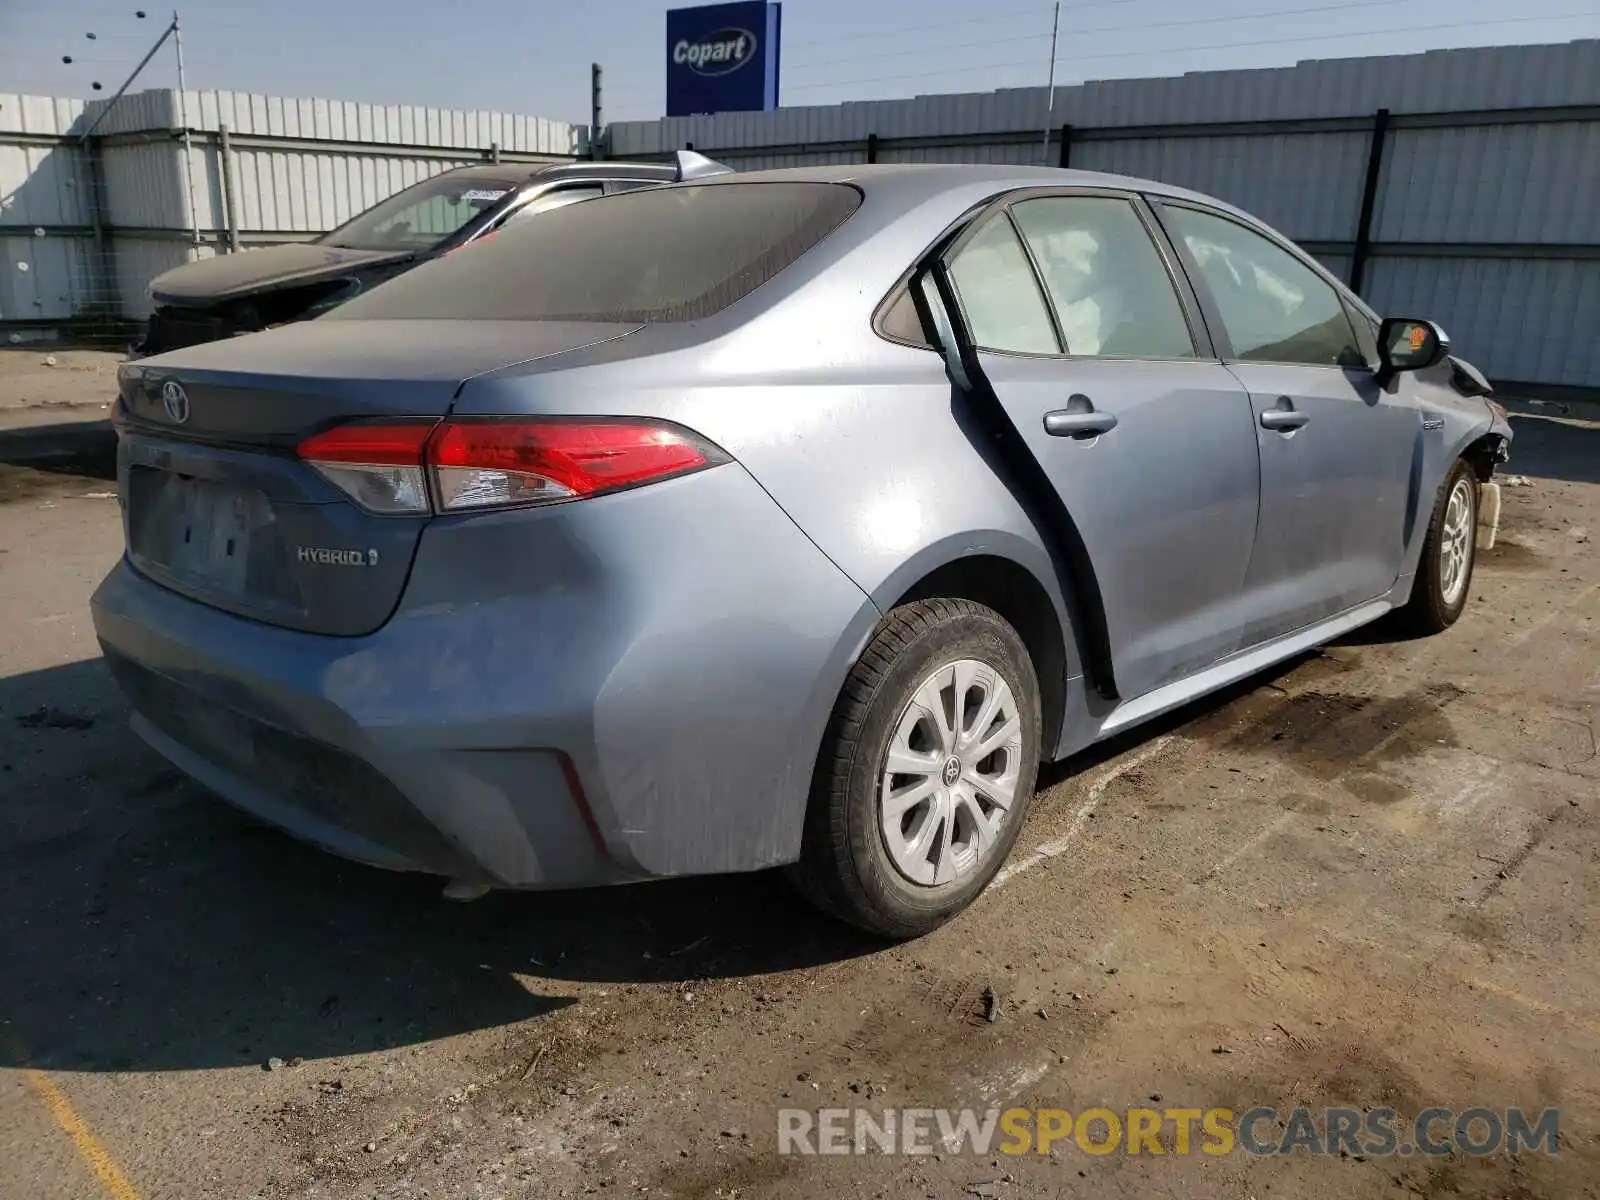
328 182 861 324
947 216 1060 355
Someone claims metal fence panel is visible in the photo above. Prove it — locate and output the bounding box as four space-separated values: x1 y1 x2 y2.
1 87 578 340
1071 132 1369 241
1375 120 1600 244
0 93 87 137
101 141 189 230
877 141 1042 166
1 232 96 322
0 141 91 227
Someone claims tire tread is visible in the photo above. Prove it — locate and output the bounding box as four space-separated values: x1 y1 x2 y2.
791 598 1036 937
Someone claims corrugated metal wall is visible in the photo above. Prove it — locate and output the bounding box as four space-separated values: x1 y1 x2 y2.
1 87 579 327
1069 133 1370 243
0 94 92 323
611 40 1600 153
1373 121 1600 244
611 38 1600 390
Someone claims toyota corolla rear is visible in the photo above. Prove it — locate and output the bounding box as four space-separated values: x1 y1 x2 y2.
90 179 883 890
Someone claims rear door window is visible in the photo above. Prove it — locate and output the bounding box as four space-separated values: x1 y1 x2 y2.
1009 196 1196 358
328 182 862 323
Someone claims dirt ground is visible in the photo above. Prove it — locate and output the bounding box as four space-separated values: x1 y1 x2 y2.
0 380 1596 1200
0 348 123 414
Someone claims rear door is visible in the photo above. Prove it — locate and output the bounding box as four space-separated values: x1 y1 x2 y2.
1154 202 1417 645
939 191 1262 700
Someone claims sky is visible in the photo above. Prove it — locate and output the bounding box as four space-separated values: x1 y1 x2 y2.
2 0 1598 124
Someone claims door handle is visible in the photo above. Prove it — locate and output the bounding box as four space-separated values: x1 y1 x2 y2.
1044 397 1117 440
1259 397 1310 432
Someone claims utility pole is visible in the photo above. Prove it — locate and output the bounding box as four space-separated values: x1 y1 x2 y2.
173 10 201 249
590 63 604 160
1041 1 1060 166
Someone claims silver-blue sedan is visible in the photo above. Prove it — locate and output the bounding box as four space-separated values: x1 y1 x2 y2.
92 165 1512 937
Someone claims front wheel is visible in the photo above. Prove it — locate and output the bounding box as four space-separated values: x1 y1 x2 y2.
1398 458 1479 634
792 598 1042 938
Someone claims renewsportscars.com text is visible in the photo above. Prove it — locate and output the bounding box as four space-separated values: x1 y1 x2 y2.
778 1106 1559 1158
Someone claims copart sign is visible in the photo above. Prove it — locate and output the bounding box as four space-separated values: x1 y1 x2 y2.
666 1 781 116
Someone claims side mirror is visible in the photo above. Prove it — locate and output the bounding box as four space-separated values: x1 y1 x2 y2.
1376 317 1450 390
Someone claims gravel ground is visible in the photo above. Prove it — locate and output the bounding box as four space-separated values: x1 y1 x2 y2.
1 375 1596 1200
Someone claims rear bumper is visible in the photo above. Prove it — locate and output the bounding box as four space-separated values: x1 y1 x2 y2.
91 464 879 888
94 558 623 886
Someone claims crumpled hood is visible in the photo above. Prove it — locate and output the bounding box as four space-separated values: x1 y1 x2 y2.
148 243 413 305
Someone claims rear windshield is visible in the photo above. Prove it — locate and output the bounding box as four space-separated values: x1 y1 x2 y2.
326 182 862 323
319 173 520 252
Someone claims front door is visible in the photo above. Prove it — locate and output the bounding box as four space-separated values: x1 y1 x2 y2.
1156 203 1417 646
942 192 1263 701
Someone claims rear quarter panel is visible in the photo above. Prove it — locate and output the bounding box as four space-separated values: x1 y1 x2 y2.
456 336 1083 759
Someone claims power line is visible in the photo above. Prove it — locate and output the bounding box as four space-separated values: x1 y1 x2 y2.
783 9 1600 92
783 0 1417 75
784 0 1130 49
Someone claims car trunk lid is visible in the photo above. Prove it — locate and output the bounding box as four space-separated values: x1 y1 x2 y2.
116 319 640 635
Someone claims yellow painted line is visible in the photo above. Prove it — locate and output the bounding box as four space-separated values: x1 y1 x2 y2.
17 1069 143 1200
4 1023 142 1200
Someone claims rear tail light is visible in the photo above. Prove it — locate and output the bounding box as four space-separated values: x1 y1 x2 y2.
297 417 726 516
297 421 435 515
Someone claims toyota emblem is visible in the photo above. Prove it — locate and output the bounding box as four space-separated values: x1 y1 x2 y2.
161 380 190 424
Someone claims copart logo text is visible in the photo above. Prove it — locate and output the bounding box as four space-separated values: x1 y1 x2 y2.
673 28 757 75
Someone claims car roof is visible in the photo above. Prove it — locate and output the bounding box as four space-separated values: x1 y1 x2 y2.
686 162 1240 215
534 161 680 184
434 161 681 187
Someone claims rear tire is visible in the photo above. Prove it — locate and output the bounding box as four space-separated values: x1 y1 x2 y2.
1398 458 1478 635
792 598 1042 938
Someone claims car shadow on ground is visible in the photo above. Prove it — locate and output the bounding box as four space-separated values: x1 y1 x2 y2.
0 647 1312 1076
0 655 893 1076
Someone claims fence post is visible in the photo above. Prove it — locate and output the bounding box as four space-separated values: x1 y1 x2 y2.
1057 123 1073 169
81 135 121 321
865 132 878 164
1349 107 1390 295
217 123 241 253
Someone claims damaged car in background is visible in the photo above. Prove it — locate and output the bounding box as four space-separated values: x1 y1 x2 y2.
133 150 730 356
96 165 1511 939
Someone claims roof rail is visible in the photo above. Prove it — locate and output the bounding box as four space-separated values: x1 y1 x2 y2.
674 150 734 181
